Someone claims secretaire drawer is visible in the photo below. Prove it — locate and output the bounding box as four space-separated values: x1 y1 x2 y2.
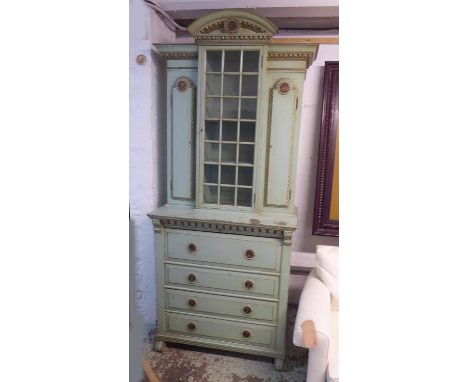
165 263 279 299
166 230 281 271
166 312 276 348
166 289 278 322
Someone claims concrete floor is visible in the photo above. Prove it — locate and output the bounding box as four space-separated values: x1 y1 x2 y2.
144 305 308 382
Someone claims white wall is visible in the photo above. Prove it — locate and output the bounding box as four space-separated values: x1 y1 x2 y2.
130 1 338 325
293 44 339 266
288 44 339 303
130 0 175 326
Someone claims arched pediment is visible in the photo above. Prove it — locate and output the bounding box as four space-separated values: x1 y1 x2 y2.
187 10 278 44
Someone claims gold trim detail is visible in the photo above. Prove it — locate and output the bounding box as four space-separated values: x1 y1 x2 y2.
278 82 290 95
170 77 196 201
271 37 338 44
194 35 272 42
264 79 298 209
224 18 240 33
172 76 194 90
267 52 315 66
199 21 224 34
187 10 278 44
240 20 266 33
154 217 296 239
198 18 267 36
160 52 198 60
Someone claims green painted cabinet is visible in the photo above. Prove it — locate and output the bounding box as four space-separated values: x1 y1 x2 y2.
148 10 317 370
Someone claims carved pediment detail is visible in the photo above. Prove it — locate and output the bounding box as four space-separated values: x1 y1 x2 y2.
240 19 267 34
187 10 278 44
199 21 224 34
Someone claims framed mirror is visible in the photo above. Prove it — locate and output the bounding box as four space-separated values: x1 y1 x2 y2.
313 61 339 237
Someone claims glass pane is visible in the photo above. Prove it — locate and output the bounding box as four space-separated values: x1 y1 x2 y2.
220 165 235 185
239 144 254 164
220 186 235 205
241 75 258 96
223 98 239 119
206 51 222 72
222 121 237 141
224 51 241 72
206 74 221 95
204 142 219 162
237 188 252 207
223 75 240 96
240 99 257 119
204 185 218 204
238 167 253 186
239 121 255 142
242 51 259 72
204 164 218 183
205 120 220 141
205 98 220 119
221 143 236 163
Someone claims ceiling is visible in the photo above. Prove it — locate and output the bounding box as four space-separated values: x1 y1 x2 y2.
154 0 339 30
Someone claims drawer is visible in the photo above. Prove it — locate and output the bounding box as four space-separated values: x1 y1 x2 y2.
166 312 276 348
166 288 278 322
166 263 279 298
166 230 281 271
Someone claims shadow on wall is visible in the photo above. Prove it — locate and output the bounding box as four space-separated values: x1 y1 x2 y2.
130 218 145 382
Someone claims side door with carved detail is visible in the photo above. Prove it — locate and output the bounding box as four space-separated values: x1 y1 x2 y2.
165 49 198 206
256 50 306 215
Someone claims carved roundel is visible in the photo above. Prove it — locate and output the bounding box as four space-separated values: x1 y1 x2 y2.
278 82 290 95
274 79 296 96
177 79 188 92
174 77 194 93
224 18 239 33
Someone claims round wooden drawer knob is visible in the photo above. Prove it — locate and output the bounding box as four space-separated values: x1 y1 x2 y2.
244 249 255 260
187 322 197 331
243 280 254 290
187 273 197 283
242 305 252 315
187 298 197 308
242 330 252 339
187 243 197 253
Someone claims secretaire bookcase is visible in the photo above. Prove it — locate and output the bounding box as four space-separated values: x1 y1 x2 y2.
148 10 317 370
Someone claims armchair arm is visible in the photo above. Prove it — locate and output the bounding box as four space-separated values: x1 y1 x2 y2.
293 272 331 348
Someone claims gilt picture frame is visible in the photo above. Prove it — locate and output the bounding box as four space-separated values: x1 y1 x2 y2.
312 61 339 237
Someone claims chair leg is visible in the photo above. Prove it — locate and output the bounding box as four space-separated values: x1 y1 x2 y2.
154 341 167 353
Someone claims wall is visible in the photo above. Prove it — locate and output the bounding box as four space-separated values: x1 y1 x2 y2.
130 0 338 325
287 44 339 303
292 44 339 267
130 0 175 326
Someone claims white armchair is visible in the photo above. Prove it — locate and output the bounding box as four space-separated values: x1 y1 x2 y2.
293 245 339 382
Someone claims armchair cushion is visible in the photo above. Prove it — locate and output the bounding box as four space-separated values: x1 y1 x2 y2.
293 272 331 348
294 271 333 382
316 245 339 310
327 310 339 382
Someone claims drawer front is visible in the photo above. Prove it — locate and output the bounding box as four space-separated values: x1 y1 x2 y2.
166 264 279 298
166 230 281 271
166 289 278 322
166 312 276 348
